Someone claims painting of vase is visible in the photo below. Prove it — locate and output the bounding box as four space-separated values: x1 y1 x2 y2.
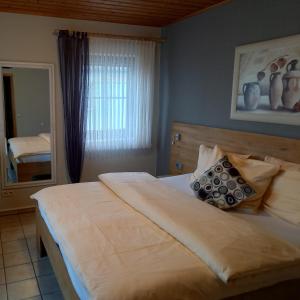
231 34 300 125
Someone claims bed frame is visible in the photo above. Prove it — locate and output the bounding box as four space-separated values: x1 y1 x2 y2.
36 122 300 299
9 149 51 182
170 122 300 175
36 210 79 300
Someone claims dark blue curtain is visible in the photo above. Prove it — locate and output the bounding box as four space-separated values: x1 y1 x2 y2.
58 30 89 183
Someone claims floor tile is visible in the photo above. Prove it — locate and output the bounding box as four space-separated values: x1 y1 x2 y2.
4 250 30 267
27 237 46 262
0 221 21 231
0 213 62 300
42 291 64 300
7 278 40 300
23 224 36 238
19 213 35 225
37 274 60 295
2 239 27 254
27 236 37 253
33 259 53 277
0 284 7 300
0 215 19 225
29 248 47 263
0 268 5 285
1 227 24 242
6 263 35 283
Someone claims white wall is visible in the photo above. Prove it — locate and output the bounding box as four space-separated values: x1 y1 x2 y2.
0 12 161 211
8 67 50 136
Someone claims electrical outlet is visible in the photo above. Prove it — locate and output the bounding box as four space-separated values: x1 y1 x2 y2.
175 161 183 170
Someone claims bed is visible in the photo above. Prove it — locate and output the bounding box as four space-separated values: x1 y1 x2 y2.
32 122 300 299
8 133 51 182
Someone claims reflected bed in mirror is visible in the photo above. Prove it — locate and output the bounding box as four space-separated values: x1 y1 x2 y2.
0 62 55 188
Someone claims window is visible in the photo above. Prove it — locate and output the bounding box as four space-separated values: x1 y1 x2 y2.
86 38 155 153
88 63 129 132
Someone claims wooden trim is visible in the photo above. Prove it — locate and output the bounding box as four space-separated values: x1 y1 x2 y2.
178 0 231 22
53 29 165 43
0 0 229 27
17 161 51 183
170 122 300 175
8 149 51 183
0 207 35 216
36 209 79 300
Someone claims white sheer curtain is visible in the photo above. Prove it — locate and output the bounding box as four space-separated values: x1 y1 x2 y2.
86 37 156 157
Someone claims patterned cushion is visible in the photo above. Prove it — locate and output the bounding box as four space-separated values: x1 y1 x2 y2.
190 156 256 209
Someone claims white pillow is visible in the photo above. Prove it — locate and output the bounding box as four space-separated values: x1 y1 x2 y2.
39 133 51 144
231 156 279 212
263 156 300 225
190 145 249 183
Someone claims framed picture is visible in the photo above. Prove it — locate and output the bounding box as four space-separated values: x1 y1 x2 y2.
231 34 300 125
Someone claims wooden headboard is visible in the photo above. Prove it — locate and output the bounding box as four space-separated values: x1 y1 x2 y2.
170 122 300 175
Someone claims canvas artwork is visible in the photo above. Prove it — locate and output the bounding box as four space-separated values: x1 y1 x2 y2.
231 34 300 125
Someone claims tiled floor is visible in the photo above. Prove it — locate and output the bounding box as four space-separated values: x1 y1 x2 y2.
0 212 64 300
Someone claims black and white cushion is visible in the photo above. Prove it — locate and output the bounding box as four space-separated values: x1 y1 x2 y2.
190 156 256 209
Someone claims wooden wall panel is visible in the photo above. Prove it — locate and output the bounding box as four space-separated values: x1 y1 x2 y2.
0 0 229 27
170 122 300 175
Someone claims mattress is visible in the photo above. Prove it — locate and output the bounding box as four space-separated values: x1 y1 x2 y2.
37 174 300 299
160 174 300 248
17 153 51 163
8 136 51 159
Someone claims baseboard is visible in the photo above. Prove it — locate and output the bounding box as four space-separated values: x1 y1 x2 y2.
0 206 36 216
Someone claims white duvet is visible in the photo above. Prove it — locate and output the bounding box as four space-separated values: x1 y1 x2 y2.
32 173 300 299
9 135 50 159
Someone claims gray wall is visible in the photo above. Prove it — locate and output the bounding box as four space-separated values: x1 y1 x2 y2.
9 68 50 137
157 0 300 175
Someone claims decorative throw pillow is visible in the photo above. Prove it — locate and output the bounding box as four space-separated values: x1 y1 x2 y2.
191 156 256 209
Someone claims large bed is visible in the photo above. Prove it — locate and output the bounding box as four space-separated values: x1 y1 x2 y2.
8 133 51 182
32 123 300 299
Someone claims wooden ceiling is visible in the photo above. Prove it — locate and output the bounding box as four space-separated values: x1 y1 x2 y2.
0 0 228 27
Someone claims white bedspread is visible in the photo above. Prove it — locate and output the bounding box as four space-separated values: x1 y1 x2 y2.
160 173 300 247
32 174 300 300
100 173 300 283
9 136 50 159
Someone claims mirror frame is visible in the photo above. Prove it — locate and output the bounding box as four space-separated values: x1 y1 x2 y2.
0 61 56 189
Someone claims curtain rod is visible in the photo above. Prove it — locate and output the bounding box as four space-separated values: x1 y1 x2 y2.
53 30 165 43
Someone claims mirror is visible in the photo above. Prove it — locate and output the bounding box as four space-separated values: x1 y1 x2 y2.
0 62 56 188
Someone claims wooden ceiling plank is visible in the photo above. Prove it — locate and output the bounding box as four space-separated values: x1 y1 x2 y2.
0 5 167 26
39 0 187 17
0 5 174 21
0 0 230 27
42 0 194 14
0 1 185 19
